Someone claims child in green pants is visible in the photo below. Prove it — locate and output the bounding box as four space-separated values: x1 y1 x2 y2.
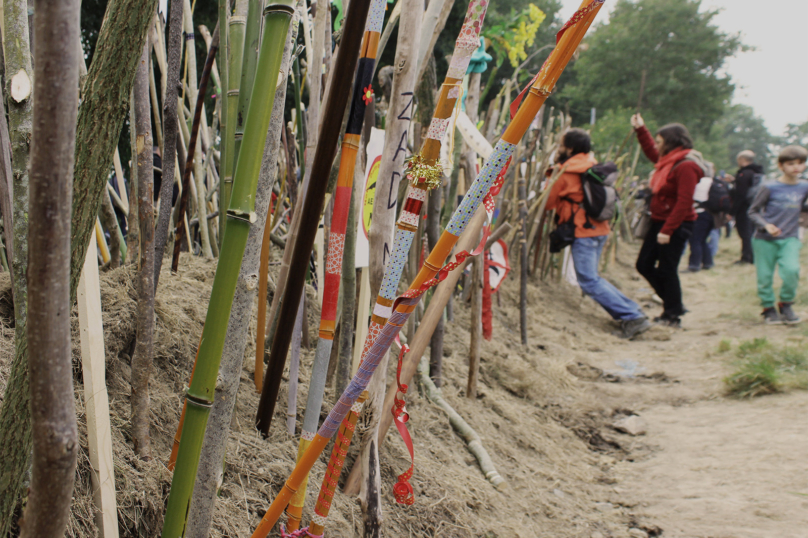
748 145 808 324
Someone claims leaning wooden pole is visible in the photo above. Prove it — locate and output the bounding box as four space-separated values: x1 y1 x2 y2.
284 0 387 531
171 24 220 272
130 39 157 460
20 0 81 535
254 0 374 435
160 3 296 535
153 0 184 287
250 3 604 532
342 0 490 497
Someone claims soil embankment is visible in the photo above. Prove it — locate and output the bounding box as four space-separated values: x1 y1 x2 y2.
0 233 805 537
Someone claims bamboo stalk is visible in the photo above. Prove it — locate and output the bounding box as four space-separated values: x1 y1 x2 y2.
161 3 295 534
253 3 604 530
230 0 263 193
153 0 184 288
20 0 80 534
221 10 245 241
254 0 374 437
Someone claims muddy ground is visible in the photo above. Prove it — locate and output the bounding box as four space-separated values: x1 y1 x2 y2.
0 230 805 538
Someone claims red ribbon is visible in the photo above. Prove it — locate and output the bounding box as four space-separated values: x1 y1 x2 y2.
392 335 415 505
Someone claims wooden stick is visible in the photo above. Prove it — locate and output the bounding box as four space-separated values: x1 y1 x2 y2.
419 356 505 490
78 243 120 538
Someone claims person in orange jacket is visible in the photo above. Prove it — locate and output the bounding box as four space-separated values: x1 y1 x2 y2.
547 129 651 339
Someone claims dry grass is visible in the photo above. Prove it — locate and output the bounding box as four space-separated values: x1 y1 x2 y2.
0 251 640 538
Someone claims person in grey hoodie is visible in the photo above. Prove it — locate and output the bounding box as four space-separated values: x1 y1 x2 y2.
748 145 808 324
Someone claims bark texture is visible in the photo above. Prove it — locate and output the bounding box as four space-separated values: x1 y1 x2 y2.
130 40 156 460
184 12 299 537
335 177 359 397
153 0 184 289
100 187 123 268
19 0 81 536
0 0 35 530
0 0 156 529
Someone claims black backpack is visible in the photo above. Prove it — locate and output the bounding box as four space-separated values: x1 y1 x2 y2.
580 162 619 223
704 178 731 213
746 172 766 204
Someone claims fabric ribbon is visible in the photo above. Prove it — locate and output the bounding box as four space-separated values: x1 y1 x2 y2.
391 334 415 505
388 160 510 504
509 0 605 119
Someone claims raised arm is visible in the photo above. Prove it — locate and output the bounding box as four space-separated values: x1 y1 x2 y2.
631 113 659 164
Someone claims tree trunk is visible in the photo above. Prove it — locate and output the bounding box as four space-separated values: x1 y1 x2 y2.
0 0 35 530
357 0 422 531
0 0 156 528
183 10 299 536
0 82 15 292
19 0 80 535
153 0 184 289
127 92 139 258
130 40 156 460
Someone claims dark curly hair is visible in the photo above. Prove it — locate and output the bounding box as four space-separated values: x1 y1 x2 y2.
656 123 693 155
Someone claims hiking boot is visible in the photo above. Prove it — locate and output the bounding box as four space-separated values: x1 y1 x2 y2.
653 314 681 328
778 302 801 325
620 317 652 339
761 307 781 325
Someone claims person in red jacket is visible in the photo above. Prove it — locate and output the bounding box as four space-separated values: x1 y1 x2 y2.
547 129 651 339
631 113 709 327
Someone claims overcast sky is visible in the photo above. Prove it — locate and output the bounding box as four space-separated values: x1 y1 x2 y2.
559 0 808 136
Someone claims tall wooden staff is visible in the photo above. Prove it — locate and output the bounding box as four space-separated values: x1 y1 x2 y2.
250 2 605 535
342 0 491 501
284 0 388 532
254 0 375 436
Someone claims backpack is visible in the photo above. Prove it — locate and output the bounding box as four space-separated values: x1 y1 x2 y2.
746 172 766 204
704 178 731 213
579 162 619 223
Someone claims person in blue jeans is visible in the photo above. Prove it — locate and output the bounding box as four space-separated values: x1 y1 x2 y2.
547 129 651 339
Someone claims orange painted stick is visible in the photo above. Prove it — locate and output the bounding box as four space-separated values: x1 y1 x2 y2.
250 2 603 535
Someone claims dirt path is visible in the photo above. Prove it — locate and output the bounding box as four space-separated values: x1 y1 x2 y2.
579 236 808 538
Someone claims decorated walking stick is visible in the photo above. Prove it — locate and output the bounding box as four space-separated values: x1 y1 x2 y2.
253 0 374 436
160 2 297 535
249 2 604 535
283 0 388 532
313 0 492 520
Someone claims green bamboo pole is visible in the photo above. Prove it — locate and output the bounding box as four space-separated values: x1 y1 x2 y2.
217 0 229 246
160 3 295 535
231 0 263 183
221 2 246 241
